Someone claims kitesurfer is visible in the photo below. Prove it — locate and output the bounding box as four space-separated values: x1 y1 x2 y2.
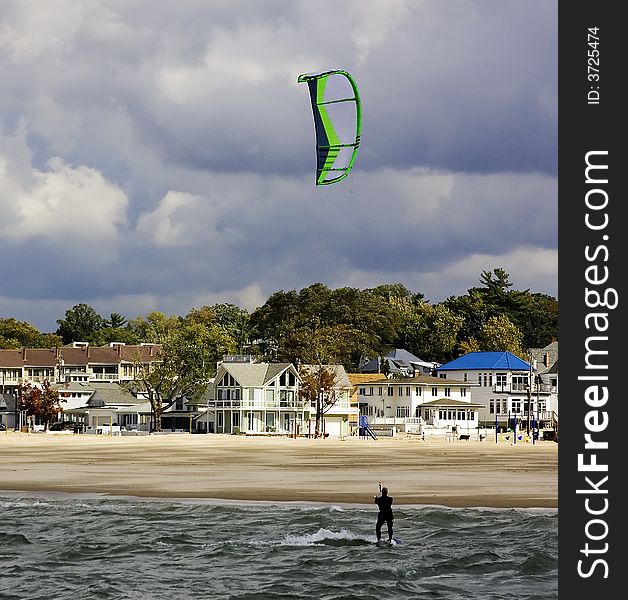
374 486 394 543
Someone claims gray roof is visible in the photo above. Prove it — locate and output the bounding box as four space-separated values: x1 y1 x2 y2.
218 362 295 387
53 382 144 406
0 392 17 412
358 349 438 374
528 341 558 369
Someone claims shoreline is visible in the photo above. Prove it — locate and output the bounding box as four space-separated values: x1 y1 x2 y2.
0 432 558 509
0 488 559 513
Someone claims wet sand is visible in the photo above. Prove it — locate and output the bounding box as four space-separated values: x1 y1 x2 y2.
0 432 558 508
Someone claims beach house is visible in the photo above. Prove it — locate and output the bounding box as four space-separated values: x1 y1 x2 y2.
203 357 357 437
435 351 558 435
355 374 480 438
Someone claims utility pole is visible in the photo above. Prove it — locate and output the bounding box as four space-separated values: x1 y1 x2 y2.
526 351 533 436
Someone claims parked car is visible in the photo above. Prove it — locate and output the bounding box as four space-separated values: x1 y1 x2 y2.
48 421 79 431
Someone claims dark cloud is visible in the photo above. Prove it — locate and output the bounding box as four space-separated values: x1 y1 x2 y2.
0 1 557 331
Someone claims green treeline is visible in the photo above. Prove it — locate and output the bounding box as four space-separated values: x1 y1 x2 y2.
0 269 557 371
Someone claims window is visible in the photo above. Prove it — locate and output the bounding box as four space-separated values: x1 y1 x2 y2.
232 413 240 427
378 387 383 395
398 387 403 396
359 387 366 395
512 400 521 413
460 388 466 397
463 373 468 382
415 387 421 396
406 387 410 396
496 373 507 390
396 406 410 418
387 387 393 396
512 375 528 391
431 387 438 397
489 400 495 414
444 387 451 397
218 413 224 427
502 400 508 414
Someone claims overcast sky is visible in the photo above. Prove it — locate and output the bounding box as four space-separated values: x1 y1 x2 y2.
1 0 557 333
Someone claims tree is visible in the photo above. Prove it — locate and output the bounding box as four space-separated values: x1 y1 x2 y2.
479 268 513 300
127 311 181 344
298 364 338 438
56 304 106 344
477 314 525 357
107 313 128 329
402 301 463 363
130 322 235 431
184 303 250 353
0 318 62 349
18 380 65 430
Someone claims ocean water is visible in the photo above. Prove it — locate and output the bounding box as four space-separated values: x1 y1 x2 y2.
0 495 557 600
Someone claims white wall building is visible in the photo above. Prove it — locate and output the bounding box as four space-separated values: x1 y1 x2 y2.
356 374 480 437
436 351 558 435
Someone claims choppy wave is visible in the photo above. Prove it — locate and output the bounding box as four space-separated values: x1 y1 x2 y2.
0 494 557 600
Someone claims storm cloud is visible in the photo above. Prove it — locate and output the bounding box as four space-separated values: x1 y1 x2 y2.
0 0 557 331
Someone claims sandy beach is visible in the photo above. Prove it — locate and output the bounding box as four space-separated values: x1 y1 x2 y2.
0 432 557 508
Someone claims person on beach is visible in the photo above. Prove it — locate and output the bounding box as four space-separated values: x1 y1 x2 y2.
374 486 394 542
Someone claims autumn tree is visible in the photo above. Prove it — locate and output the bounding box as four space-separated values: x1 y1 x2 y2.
18 380 65 430
298 364 339 438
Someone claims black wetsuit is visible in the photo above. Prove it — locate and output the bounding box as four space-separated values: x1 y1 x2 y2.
374 494 394 541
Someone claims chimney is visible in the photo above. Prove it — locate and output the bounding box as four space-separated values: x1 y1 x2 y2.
149 345 154 357
22 347 26 361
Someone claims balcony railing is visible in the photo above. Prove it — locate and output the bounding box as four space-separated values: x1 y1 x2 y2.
208 399 307 410
90 373 120 380
493 383 555 394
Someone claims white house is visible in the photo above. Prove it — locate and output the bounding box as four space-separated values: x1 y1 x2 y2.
355 374 480 437
436 351 558 435
204 357 357 437
206 358 304 435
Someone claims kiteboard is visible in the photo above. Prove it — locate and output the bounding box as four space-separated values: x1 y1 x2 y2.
376 538 401 546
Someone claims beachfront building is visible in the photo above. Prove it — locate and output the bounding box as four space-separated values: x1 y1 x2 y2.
205 357 303 435
203 357 357 437
355 374 479 437
0 342 162 394
435 351 558 434
62 383 152 433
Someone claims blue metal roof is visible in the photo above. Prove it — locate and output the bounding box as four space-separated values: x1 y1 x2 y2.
437 351 531 371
